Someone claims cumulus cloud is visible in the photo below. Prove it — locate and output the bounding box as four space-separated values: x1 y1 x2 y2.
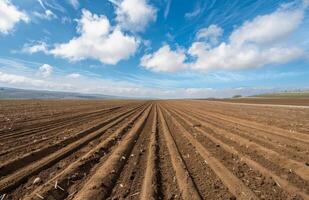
33 9 57 20
188 42 303 71
39 64 53 78
189 4 306 71
196 25 223 45
110 0 157 32
43 10 139 65
22 41 49 54
230 8 304 45
140 45 187 72
0 0 29 34
141 2 307 72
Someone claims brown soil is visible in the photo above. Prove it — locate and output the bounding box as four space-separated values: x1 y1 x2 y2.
213 98 309 106
0 100 308 200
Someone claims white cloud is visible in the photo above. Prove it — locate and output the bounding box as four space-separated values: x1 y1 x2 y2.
61 16 72 24
67 73 81 78
229 8 304 45
142 2 307 73
196 24 223 45
164 0 172 19
33 9 57 20
36 0 65 13
110 0 157 32
0 0 29 34
67 0 79 9
0 56 302 98
37 0 46 9
140 45 187 72
0 70 287 98
22 41 48 54
0 71 73 90
39 64 53 78
185 1 206 20
0 71 44 85
188 4 306 71
188 42 303 71
185 7 201 19
49 10 139 65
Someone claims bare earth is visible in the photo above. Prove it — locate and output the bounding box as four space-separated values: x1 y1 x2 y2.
0 100 308 200
213 97 309 106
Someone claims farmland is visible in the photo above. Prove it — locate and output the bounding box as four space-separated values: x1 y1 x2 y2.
0 100 308 200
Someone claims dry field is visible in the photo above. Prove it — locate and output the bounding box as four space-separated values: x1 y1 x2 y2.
0 100 308 200
213 98 309 107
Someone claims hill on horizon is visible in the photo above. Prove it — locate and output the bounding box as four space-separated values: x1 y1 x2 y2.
0 87 121 99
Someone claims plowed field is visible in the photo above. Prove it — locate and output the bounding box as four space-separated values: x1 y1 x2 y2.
0 100 308 200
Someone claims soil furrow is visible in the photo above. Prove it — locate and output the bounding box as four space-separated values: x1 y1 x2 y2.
0 104 143 177
168 105 309 182
169 103 308 162
165 105 308 200
0 106 123 140
184 103 309 146
0 104 145 194
158 106 202 200
161 106 258 200
71 105 152 200
140 105 158 200
156 110 180 199
174 100 309 135
1 100 308 200
23 104 149 200
161 106 235 199
0 106 121 148
107 105 156 200
0 105 143 161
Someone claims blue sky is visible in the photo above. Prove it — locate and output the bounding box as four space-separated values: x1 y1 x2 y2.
0 0 308 98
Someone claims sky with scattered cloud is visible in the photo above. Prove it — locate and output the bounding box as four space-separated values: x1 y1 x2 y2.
0 0 309 98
